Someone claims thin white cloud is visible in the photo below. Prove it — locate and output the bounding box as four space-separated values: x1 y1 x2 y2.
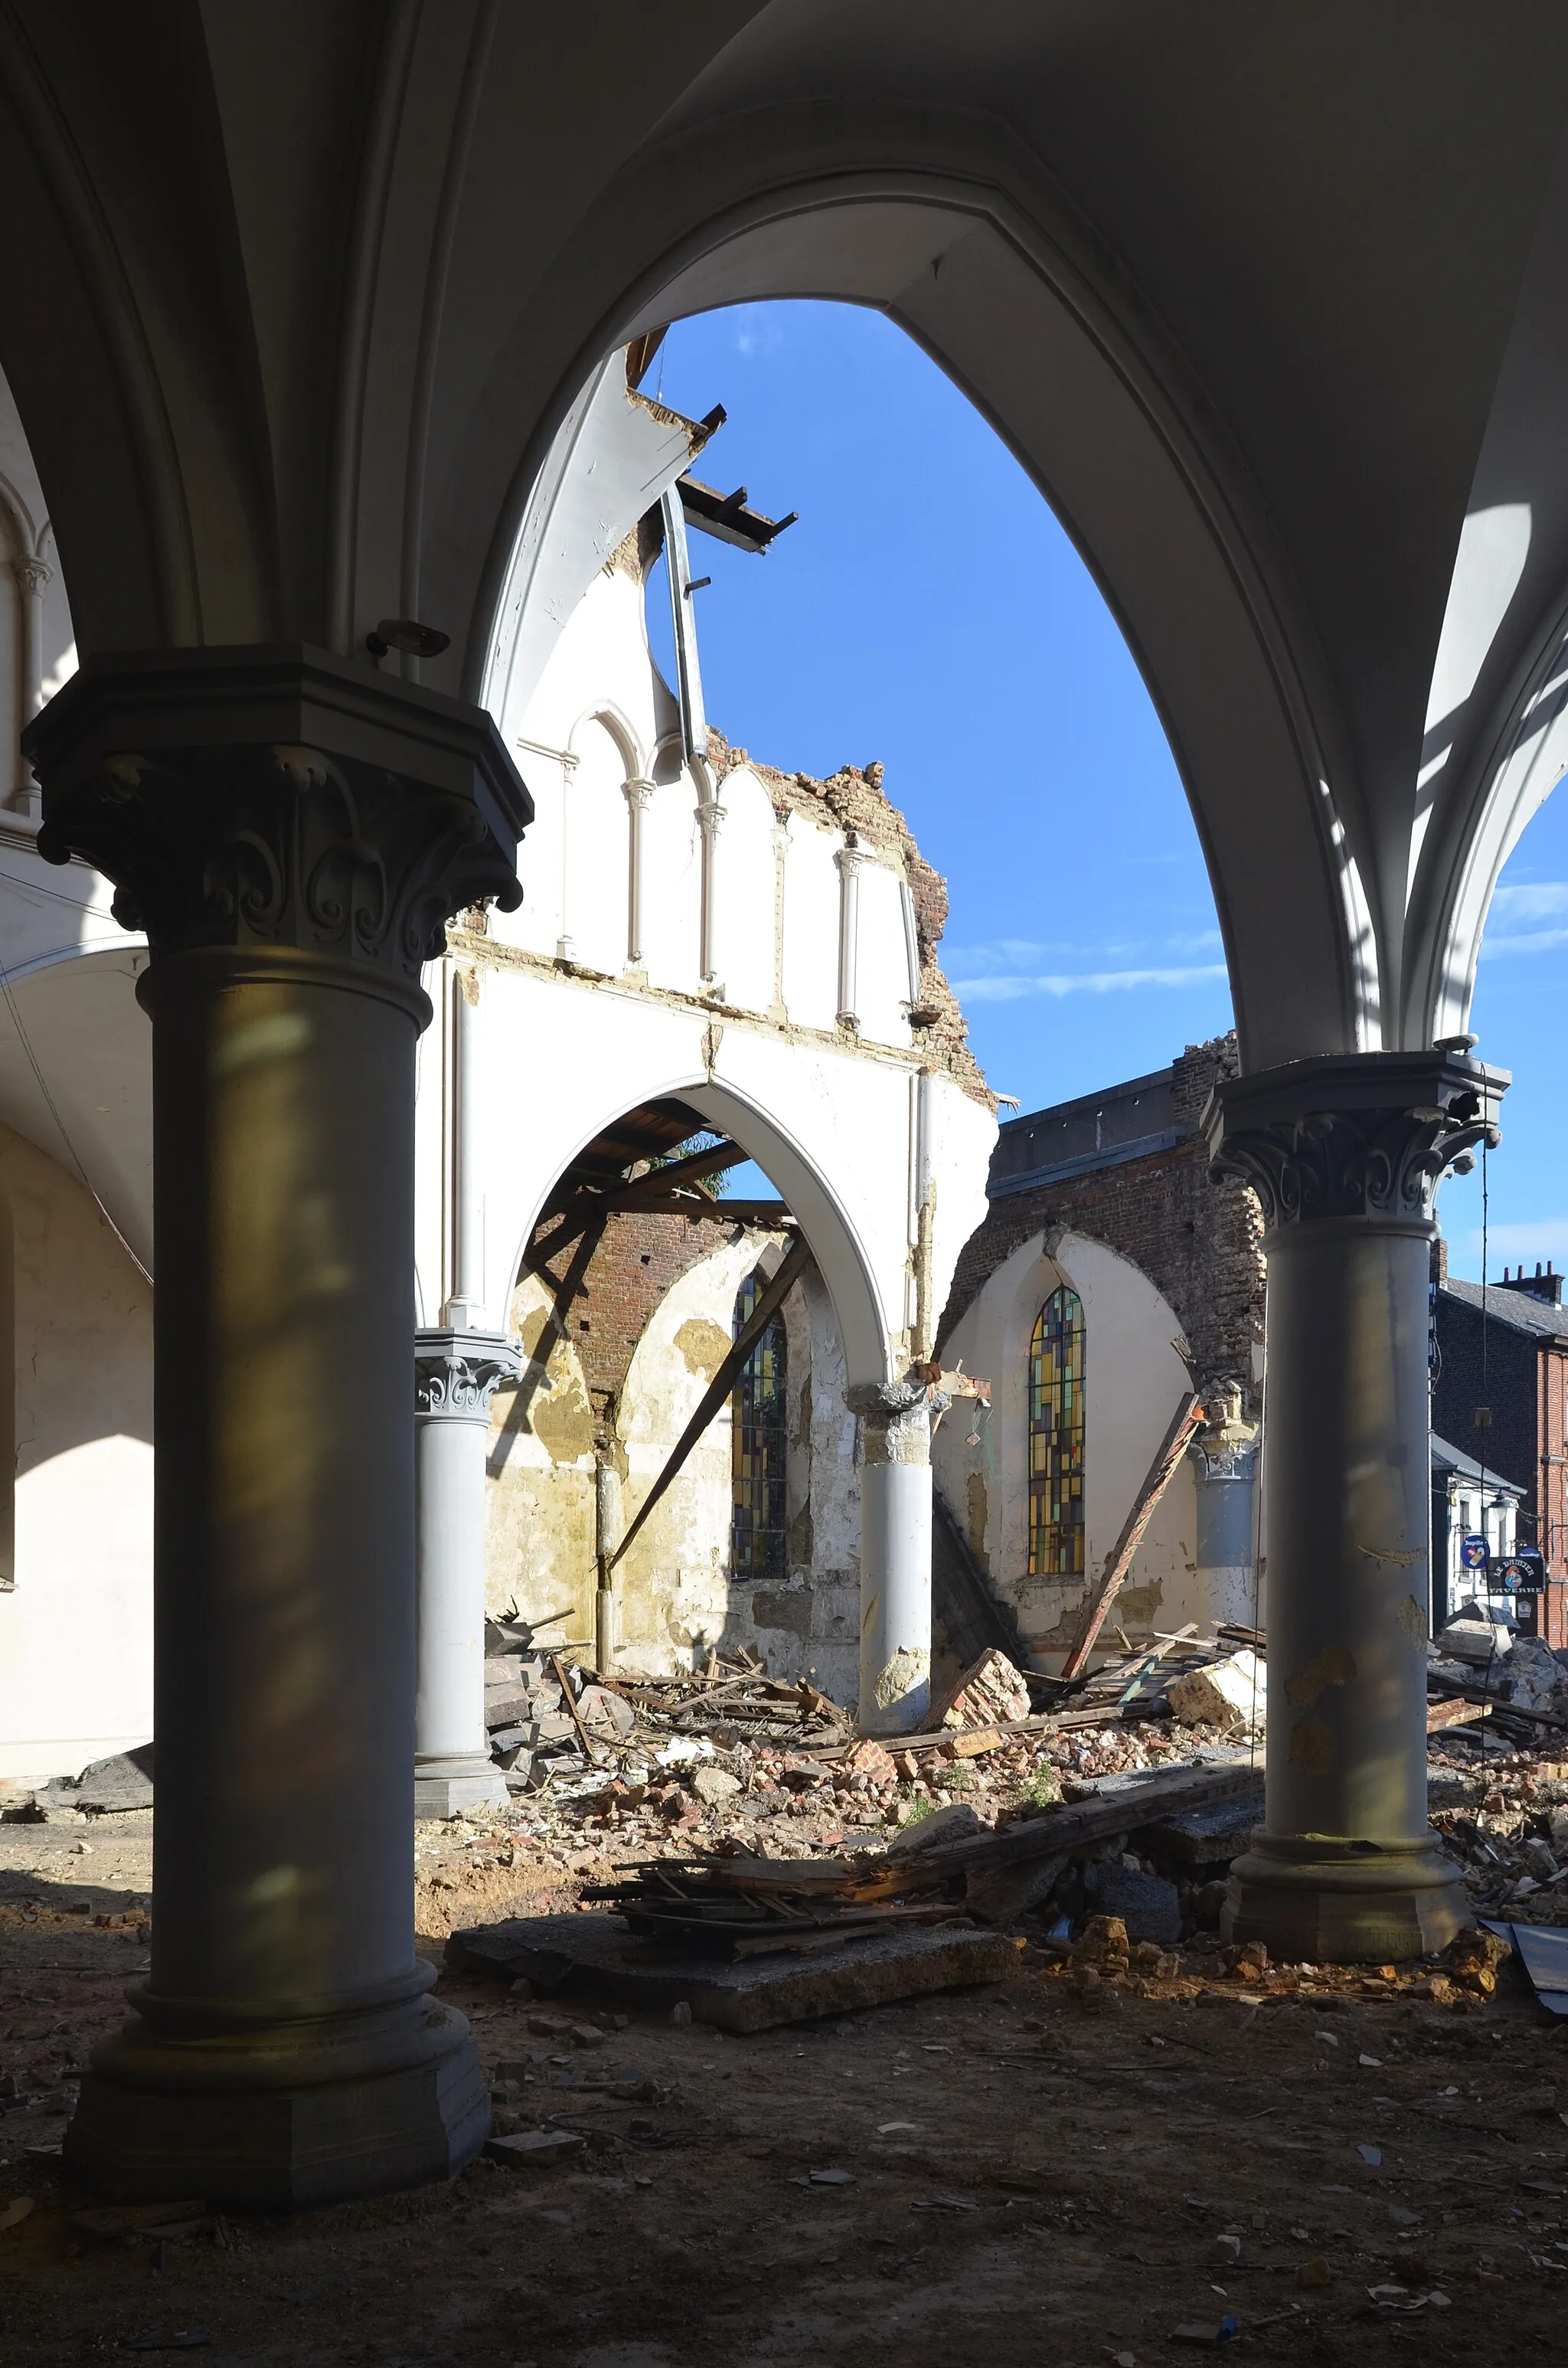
1490 880 1568 922
952 963 1230 1003
945 927 1223 978
1458 1218 1568 1271
1480 926 1568 958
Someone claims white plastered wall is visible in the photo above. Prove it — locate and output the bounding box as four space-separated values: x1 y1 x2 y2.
0 1124 152 1778
934 1226 1207 1668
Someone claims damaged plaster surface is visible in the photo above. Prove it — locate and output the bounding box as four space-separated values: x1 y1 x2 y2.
935 1227 1204 1660
485 1228 864 1702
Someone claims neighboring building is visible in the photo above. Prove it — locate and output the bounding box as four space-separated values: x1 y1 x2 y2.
934 1037 1269 1668
1430 1434 1523 1630
1431 1250 1568 1647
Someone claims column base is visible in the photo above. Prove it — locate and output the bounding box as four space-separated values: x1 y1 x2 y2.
1222 1832 1471 1964
414 1753 508 1820
63 1968 488 2209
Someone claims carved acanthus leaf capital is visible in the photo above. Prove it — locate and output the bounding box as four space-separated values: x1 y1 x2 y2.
1204 1052 1507 1231
414 1330 521 1417
25 648 531 986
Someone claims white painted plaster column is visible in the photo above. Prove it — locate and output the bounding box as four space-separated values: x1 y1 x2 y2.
413 1331 518 1817
8 554 48 817
413 964 516 1815
30 647 530 2209
696 793 725 989
835 839 867 1029
1207 1050 1505 1963
624 777 654 965
1190 1388 1260 1629
594 1449 622 1672
848 1379 948 1735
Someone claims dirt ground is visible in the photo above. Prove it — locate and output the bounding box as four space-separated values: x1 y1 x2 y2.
2 1799 1568 2368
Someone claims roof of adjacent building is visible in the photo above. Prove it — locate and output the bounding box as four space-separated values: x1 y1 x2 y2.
1431 1433 1525 1493
988 1062 1183 1198
1439 1277 1568 1346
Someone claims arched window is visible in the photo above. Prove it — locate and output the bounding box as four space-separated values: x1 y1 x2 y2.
731 1267 788 1579
1028 1285 1085 1577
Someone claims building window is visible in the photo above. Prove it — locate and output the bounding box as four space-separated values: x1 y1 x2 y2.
1028 1284 1085 1577
731 1267 788 1579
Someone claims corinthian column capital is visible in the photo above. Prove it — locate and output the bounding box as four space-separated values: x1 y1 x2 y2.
26 646 531 993
414 1329 521 1418
1204 1050 1506 1231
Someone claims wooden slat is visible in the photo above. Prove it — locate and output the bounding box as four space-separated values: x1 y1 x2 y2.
608 1234 813 1572
1060 1395 1204 1680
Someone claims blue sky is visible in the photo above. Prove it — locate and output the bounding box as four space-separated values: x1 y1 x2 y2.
647 301 1566 1280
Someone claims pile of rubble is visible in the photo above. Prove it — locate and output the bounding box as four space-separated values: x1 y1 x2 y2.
1430 1753 1568 1923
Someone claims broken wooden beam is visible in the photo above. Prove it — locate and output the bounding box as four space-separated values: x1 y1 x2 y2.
880 1758 1264 1887
1060 1393 1204 1680
608 1232 813 1572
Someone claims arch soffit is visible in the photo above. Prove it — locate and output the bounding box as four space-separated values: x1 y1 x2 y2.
494 1066 891 1388
443 103 1366 1070
1406 580 1568 1046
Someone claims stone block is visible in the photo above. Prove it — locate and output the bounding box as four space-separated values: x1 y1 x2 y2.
1083 1863 1182 1944
1168 1650 1265 1732
446 1911 1023 2033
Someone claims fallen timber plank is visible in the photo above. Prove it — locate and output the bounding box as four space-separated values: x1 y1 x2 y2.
1060 1393 1204 1680
1427 1696 1489 1733
879 1760 1265 1886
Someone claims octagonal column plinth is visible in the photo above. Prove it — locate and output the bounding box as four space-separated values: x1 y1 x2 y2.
414 1331 519 1819
1207 1051 1507 1964
848 1379 948 1736
25 646 531 2207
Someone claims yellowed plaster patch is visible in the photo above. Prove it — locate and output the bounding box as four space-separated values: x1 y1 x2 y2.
1284 1643 1357 1709
965 1470 988 1565
1289 1712 1334 1774
873 1647 929 1710
673 1316 731 1382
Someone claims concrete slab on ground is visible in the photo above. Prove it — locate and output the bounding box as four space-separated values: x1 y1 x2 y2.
446 1909 1022 2031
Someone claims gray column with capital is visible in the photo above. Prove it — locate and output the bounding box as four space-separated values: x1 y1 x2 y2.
847 1379 948 1735
413 1330 518 1818
1207 1050 1506 1963
26 646 531 2208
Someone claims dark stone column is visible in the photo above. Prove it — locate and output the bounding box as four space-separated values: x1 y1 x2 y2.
26 646 531 2206
1207 1051 1505 1963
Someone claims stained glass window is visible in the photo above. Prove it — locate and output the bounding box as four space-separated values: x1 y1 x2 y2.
1028 1285 1085 1577
731 1267 789 1579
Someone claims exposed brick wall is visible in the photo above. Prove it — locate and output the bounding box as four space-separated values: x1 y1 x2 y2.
937 1035 1266 1411
1432 1294 1540 1511
524 1207 784 1413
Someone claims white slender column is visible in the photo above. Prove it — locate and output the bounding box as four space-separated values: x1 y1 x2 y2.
696 793 725 988
1190 1388 1260 1629
1207 1049 1505 1963
835 839 867 1029
413 962 516 1814
848 1379 948 1735
413 1331 518 1817
442 965 485 1332
623 777 654 965
29 646 531 2208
